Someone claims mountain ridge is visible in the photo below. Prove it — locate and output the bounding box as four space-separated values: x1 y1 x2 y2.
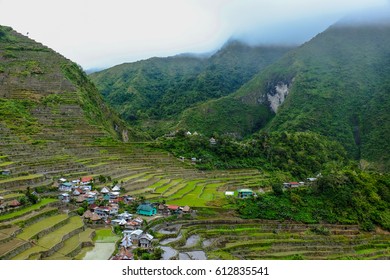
90 41 294 136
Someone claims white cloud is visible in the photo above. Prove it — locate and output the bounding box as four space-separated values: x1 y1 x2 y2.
0 0 388 69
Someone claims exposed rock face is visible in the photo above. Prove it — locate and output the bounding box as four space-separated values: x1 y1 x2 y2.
122 129 129 143
267 82 290 113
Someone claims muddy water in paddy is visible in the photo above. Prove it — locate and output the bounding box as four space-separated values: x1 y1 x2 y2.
180 251 207 260
161 246 178 260
160 233 182 245
184 234 200 247
82 243 116 260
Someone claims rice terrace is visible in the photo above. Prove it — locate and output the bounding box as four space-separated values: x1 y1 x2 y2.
1 139 389 260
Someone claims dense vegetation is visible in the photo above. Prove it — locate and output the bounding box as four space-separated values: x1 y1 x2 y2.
156 130 347 178
181 23 390 170
236 167 390 231
90 42 293 137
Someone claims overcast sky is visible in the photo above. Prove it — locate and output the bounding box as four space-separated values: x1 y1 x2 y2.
0 0 388 70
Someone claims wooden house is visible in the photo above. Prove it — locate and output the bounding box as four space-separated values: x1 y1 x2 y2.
139 233 154 248
58 193 70 203
237 188 254 199
137 203 157 216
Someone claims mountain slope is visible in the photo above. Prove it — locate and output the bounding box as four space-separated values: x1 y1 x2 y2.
180 20 390 169
0 25 142 142
0 25 147 183
90 41 293 136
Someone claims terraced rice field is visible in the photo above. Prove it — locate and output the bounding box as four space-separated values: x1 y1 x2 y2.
1 91 389 260
155 218 390 260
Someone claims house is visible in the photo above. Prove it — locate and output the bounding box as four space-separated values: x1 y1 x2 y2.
94 207 110 219
158 204 167 215
0 196 4 204
111 219 127 226
237 188 254 199
117 211 132 220
125 220 142 230
109 206 119 216
139 233 154 248
82 185 92 192
90 213 102 223
59 182 73 192
81 176 93 185
58 193 70 203
112 247 133 260
82 210 93 219
283 182 301 188
85 191 98 204
123 195 135 204
112 185 121 192
307 178 317 183
137 203 157 216
100 186 110 194
109 192 120 200
123 230 134 237
185 131 192 136
129 229 143 243
167 205 180 214
182 205 191 214
209 137 217 145
134 217 143 225
58 178 67 183
225 191 235 196
73 189 81 196
76 195 86 203
1 169 11 176
8 199 21 208
120 235 133 248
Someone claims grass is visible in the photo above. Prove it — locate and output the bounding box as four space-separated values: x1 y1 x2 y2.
3 193 24 200
55 228 94 256
0 198 57 222
0 173 43 184
93 228 119 243
166 181 226 207
0 161 14 167
36 216 83 248
17 214 68 240
11 245 46 260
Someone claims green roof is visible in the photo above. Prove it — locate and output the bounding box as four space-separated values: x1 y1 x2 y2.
137 204 155 212
238 189 253 193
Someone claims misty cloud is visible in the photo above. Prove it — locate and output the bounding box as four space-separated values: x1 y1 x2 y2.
0 0 388 69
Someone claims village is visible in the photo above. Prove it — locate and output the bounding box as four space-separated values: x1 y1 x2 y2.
0 169 321 261
56 176 193 260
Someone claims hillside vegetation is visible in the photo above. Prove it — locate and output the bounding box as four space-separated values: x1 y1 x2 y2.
180 22 390 170
90 42 293 136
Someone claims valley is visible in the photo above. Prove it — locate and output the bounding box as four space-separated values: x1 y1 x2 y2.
1 15 390 261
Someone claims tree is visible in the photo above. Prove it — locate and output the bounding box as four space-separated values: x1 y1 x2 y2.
271 182 284 196
25 187 38 204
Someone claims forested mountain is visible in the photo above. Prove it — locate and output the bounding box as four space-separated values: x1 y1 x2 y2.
179 20 390 170
90 41 293 136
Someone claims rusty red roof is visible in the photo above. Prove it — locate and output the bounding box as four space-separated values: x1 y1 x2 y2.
167 205 179 210
81 176 93 183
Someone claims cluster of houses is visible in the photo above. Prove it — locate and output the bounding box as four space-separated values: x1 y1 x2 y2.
111 229 155 260
57 176 128 206
224 177 320 199
136 202 191 217
283 177 318 189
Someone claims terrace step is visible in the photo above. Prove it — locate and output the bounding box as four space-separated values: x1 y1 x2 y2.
0 238 31 260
